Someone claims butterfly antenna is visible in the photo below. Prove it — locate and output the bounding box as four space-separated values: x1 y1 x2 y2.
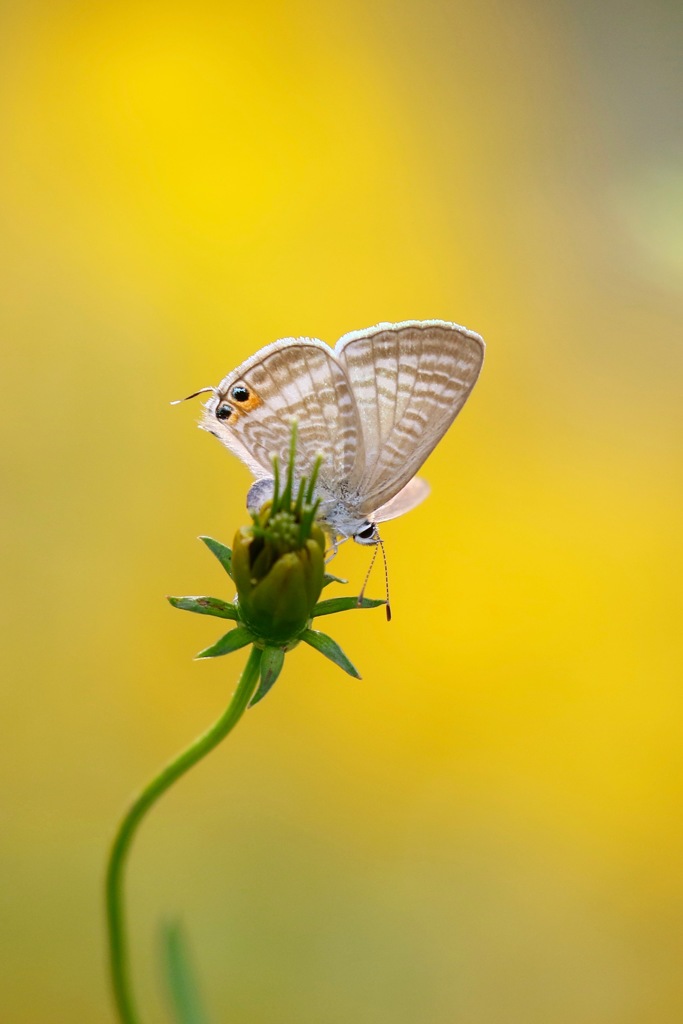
357 534 391 620
170 387 215 405
357 545 379 609
379 535 392 622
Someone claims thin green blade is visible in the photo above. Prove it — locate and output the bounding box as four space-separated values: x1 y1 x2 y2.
249 646 286 706
322 572 347 588
199 536 233 578
196 627 254 659
161 919 210 1024
301 629 361 678
312 596 385 616
168 596 238 620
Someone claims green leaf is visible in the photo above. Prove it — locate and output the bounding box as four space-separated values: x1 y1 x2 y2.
322 572 347 588
167 596 239 620
161 919 210 1024
312 596 386 617
199 536 233 578
196 627 254 659
249 646 285 707
301 629 361 678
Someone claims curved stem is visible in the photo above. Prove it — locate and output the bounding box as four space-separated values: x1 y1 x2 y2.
106 646 263 1024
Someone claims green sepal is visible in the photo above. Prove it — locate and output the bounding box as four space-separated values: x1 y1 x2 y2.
313 596 386 617
249 646 286 707
301 629 361 678
195 626 254 659
160 919 209 1024
199 536 233 578
167 595 239 620
322 572 347 588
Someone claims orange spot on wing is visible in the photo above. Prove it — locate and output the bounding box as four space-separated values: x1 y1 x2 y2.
240 389 263 413
226 382 263 419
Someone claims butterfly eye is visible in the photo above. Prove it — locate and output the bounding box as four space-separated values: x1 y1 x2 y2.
356 524 376 542
231 385 250 403
216 403 234 421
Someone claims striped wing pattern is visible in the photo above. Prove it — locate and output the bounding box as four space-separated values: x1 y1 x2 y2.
202 338 363 491
335 321 484 515
201 321 484 537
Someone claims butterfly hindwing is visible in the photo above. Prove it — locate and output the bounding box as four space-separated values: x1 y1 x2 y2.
335 320 485 514
370 476 431 523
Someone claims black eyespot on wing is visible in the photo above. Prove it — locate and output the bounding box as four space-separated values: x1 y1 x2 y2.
216 403 233 421
231 385 250 403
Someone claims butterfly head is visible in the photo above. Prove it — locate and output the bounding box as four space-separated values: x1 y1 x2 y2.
353 521 380 546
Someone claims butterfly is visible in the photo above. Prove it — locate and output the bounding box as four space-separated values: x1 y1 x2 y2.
192 320 484 545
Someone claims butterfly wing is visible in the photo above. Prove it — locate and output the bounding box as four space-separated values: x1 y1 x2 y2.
335 320 484 515
201 338 364 492
370 476 431 523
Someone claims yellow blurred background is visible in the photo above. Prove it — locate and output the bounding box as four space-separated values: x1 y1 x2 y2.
2 1 682 1021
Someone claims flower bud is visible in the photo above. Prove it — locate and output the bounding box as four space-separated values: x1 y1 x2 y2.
170 425 383 694
232 506 326 644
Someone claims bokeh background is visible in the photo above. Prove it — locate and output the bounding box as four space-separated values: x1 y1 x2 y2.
2 1 682 1022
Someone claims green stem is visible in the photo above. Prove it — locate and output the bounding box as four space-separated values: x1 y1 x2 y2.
105 646 263 1024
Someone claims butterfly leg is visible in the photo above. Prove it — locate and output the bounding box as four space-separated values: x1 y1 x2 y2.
324 534 349 563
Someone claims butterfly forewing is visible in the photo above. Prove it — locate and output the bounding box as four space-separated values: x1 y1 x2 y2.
335 321 485 515
202 338 363 489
